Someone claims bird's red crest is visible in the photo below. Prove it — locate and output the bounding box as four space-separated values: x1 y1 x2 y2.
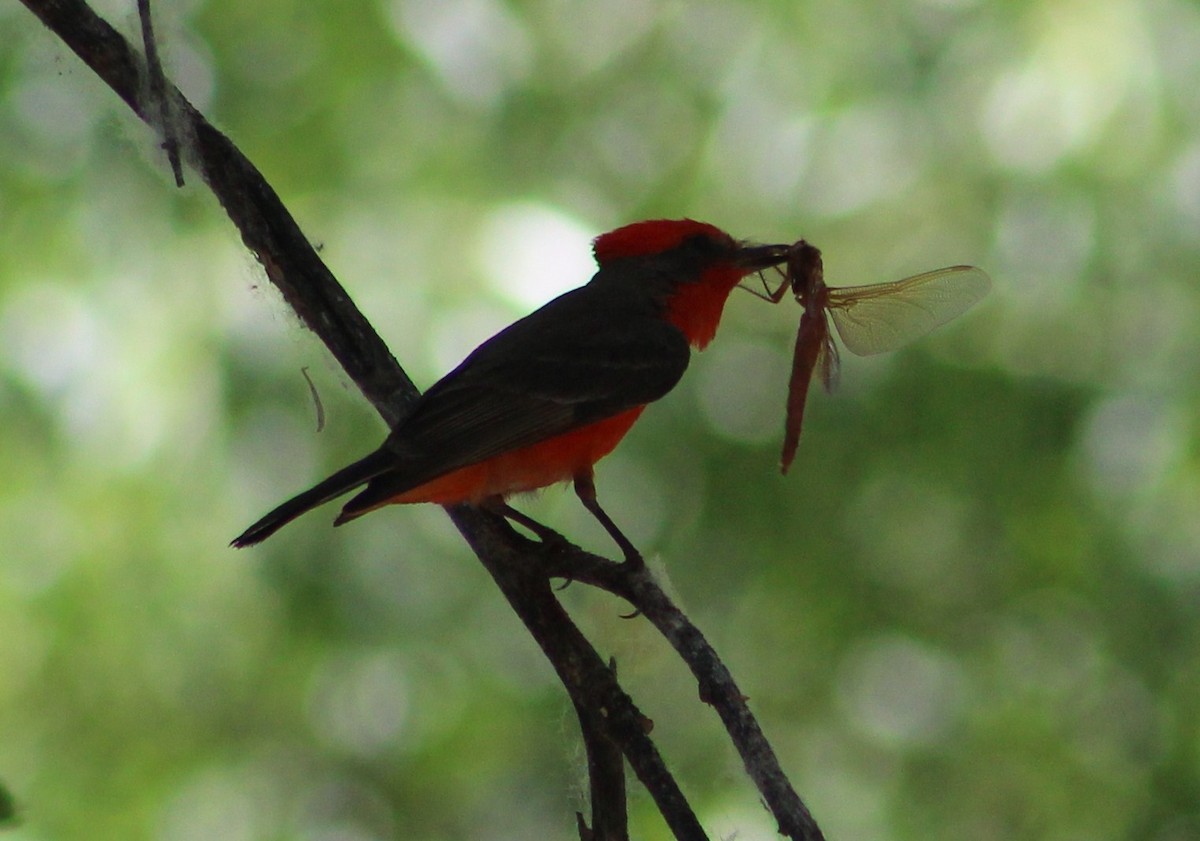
592 219 732 265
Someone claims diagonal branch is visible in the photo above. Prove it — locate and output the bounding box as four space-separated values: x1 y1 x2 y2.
16 2 825 839
449 514 707 840
20 0 414 423
541 548 826 840
17 0 705 836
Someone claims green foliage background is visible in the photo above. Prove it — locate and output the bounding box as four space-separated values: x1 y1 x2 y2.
2 0 1198 839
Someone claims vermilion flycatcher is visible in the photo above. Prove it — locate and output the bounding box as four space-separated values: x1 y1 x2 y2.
232 219 791 559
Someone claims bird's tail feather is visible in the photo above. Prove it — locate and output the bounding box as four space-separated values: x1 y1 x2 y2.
231 449 394 547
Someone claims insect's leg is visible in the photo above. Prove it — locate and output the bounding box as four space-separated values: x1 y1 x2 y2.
768 264 791 302
739 265 791 302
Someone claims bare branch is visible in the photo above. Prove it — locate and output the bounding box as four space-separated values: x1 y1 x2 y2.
16 2 825 839
539 548 826 841
447 511 708 841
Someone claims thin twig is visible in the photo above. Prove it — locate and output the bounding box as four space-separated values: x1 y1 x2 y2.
136 0 183 186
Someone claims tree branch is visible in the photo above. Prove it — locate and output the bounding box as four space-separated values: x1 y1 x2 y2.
16 2 825 839
447 511 707 840
540 548 825 840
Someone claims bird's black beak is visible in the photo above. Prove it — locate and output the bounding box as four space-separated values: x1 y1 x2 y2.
736 243 791 272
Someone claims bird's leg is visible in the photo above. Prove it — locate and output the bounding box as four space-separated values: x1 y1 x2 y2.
485 496 569 549
573 471 644 567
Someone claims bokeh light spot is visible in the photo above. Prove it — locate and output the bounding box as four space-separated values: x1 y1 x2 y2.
476 203 596 309
386 0 532 107
836 635 966 748
695 337 790 445
307 648 411 758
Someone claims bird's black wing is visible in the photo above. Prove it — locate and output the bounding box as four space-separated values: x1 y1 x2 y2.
373 283 692 487
234 256 700 543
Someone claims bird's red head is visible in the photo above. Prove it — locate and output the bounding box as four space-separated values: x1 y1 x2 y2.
593 219 788 349
592 219 734 265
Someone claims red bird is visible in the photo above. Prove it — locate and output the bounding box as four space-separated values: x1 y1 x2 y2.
232 219 791 560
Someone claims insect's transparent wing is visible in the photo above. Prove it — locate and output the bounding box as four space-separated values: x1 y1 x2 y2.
826 266 991 357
